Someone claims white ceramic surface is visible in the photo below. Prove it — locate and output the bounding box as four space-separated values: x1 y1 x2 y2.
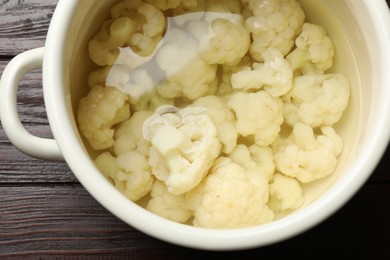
1 0 390 250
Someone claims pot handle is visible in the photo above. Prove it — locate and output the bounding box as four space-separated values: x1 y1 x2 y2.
0 47 64 161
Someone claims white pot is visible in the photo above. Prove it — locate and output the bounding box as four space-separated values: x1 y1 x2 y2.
1 0 390 250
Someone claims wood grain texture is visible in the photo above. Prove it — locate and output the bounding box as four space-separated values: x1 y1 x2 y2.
0 0 58 56
0 0 390 259
0 186 166 257
0 61 77 183
0 183 389 258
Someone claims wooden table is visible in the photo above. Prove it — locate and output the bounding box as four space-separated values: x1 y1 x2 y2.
1 1 389 258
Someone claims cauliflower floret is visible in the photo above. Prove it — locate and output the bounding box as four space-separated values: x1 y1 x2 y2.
143 105 222 195
88 66 112 88
191 96 237 154
245 0 305 62
268 173 303 212
156 28 218 100
228 91 284 146
147 180 193 223
131 4 166 56
231 48 293 97
229 144 274 181
113 111 153 157
286 23 335 74
94 111 154 201
113 1 166 49
88 17 138 66
217 55 252 97
220 55 252 85
205 1 242 15
132 89 175 112
77 86 130 150
272 122 343 183
283 74 350 127
110 0 144 17
172 2 248 65
181 0 202 9
94 151 154 201
89 1 165 66
172 0 207 17
189 14 250 65
88 65 173 111
105 65 156 104
145 0 182 11
186 157 274 229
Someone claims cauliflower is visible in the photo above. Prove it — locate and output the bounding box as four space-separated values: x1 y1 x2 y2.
143 105 222 195
169 2 248 66
93 110 155 201
77 86 130 150
186 157 274 229
207 1 242 13
110 0 144 17
147 180 193 223
286 23 335 74
191 96 237 154
104 65 155 104
283 74 350 127
220 55 252 85
217 55 253 97
88 17 137 66
172 0 208 17
272 122 343 183
268 173 303 212
245 0 305 62
88 66 111 88
113 111 153 157
155 28 218 100
94 151 154 201
87 65 173 112
228 91 284 146
188 13 250 65
145 0 182 11
231 48 293 97
229 144 274 181
129 3 166 56
131 89 175 112
89 1 165 66
77 0 353 229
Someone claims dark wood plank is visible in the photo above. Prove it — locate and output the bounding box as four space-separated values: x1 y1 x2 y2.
0 183 389 258
0 185 168 258
0 62 49 126
0 61 77 183
0 0 58 56
0 148 73 183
